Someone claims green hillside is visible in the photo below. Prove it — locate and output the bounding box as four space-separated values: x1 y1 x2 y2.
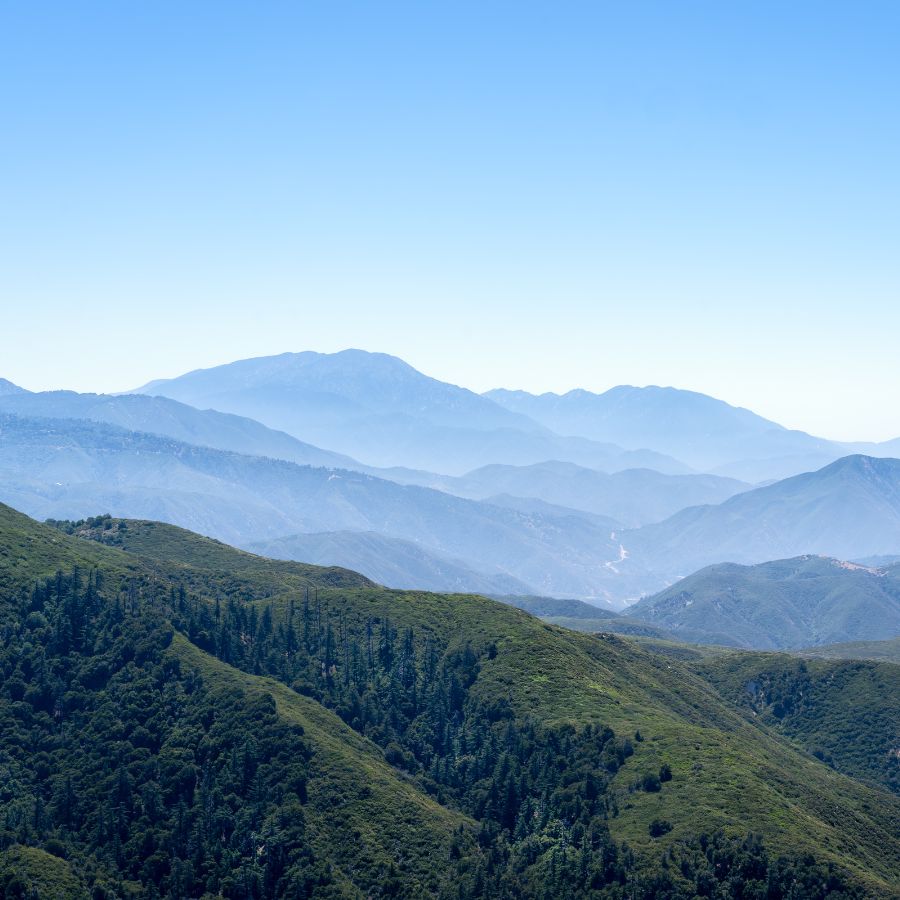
629 554 900 649
1 506 898 897
490 593 618 619
797 636 900 664
696 652 900 794
50 513 372 593
169 635 468 894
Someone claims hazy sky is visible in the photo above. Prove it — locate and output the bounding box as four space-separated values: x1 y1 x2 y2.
2 2 899 441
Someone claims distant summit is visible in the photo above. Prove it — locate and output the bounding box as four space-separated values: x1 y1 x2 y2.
136 349 539 433
0 378 26 396
130 350 688 475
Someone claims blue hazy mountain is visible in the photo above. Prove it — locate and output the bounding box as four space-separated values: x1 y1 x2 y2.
485 385 858 481
619 455 900 581
131 350 690 475
0 377 25 396
247 530 534 595
0 413 649 605
426 461 750 527
629 555 900 649
0 387 363 470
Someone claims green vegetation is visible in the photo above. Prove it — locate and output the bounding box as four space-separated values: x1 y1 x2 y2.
542 616 675 639
696 652 900 795
629 555 900 649
491 594 619 620
0 507 898 897
0 845 88 899
797 636 900 664
49 514 371 593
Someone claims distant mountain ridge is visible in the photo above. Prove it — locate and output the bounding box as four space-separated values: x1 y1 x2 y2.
130 350 690 475
7 354 900 619
619 455 900 580
131 349 900 482
139 350 541 433
432 461 750 527
486 384 898 482
3 408 900 609
247 530 535 596
0 387 362 470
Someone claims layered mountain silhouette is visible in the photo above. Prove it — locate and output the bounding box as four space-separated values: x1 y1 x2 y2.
0 387 361 470
620 455 900 579
412 460 750 527
131 349 900 483
0 413 646 605
2 403 900 612
3 351 900 632
0 387 720 527
487 385 897 482
247 530 535 595
130 350 688 474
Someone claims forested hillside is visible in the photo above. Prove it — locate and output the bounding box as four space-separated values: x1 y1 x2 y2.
696 652 900 795
630 554 900 649
1 506 898 897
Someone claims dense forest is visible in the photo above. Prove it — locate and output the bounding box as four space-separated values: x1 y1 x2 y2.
0 512 893 897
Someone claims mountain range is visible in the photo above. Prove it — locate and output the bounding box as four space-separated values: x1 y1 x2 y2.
0 384 362 470
619 455 900 581
1 351 899 628
130 350 690 475
401 460 751 527
487 384 900 482
132 349 900 484
0 386 729 527
0 413 647 605
2 408 900 611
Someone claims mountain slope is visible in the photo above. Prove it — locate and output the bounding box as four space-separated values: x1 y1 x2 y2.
696 652 900 794
0 377 25 396
0 413 640 604
68 514 900 894
629 555 900 649
131 350 690 475
798 636 900 664
0 509 468 896
621 455 900 582
247 530 534 595
169 634 469 893
2 505 899 895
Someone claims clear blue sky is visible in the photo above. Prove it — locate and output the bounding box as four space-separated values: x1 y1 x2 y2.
2 1 898 440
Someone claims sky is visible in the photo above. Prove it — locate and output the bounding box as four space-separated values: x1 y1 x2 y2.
1 2 898 441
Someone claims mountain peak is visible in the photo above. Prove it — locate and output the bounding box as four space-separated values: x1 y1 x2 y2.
818 454 900 479
0 378 27 396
